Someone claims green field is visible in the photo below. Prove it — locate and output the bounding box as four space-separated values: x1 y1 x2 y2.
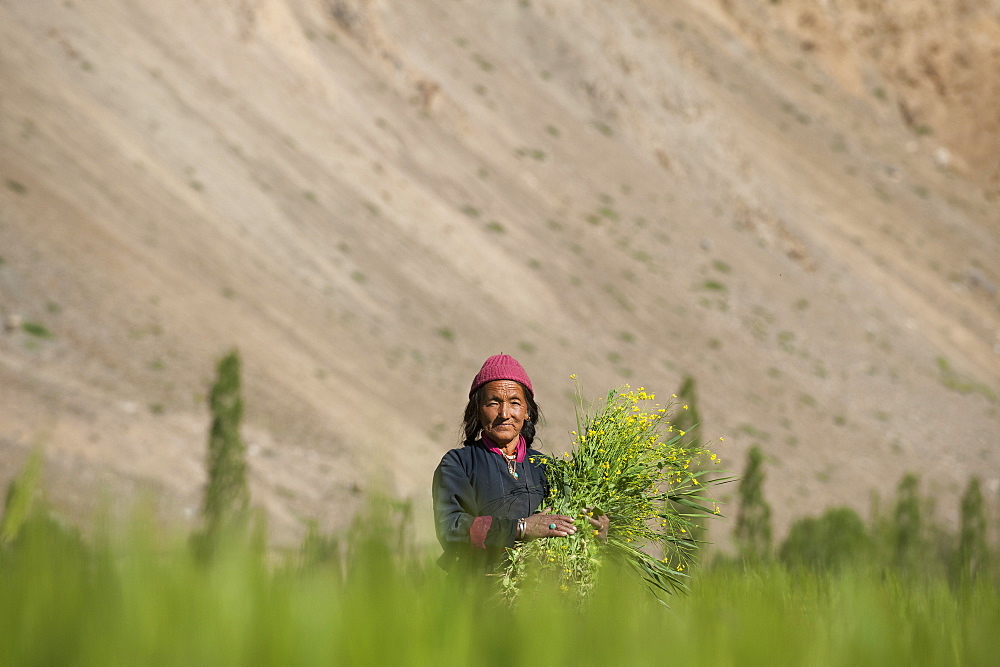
2 502 997 666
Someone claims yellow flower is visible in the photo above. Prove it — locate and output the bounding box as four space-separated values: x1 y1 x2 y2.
570 374 577 380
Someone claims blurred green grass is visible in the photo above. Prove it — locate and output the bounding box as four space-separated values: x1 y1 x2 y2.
2 502 997 665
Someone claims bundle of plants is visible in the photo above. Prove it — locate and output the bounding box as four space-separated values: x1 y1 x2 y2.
500 383 725 604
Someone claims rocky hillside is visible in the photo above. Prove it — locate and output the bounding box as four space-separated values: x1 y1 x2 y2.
1 0 997 548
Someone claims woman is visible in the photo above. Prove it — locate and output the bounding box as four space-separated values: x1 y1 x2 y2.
432 354 607 574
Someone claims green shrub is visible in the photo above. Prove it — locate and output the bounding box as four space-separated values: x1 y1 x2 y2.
779 507 871 571
21 321 52 338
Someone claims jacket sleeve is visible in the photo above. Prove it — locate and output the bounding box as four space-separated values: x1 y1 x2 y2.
432 449 517 551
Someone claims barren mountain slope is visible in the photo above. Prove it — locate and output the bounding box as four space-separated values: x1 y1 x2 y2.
1 0 997 548
705 0 1000 187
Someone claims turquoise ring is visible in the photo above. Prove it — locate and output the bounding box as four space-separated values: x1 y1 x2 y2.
549 523 557 530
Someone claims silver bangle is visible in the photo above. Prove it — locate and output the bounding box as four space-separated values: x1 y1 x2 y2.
517 518 526 540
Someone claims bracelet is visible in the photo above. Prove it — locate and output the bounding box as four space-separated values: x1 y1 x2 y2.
516 517 526 540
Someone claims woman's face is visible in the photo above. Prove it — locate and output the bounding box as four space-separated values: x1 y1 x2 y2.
477 380 528 449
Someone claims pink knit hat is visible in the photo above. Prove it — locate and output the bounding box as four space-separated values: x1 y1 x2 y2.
470 354 533 397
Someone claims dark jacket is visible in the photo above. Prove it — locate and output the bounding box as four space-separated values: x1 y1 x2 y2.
432 439 549 573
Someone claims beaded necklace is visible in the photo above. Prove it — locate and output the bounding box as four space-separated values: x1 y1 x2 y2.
502 450 519 479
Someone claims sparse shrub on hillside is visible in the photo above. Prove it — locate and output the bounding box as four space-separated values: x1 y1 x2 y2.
936 356 997 401
471 53 493 72
514 147 546 161
777 330 795 352
591 120 613 137
21 321 52 339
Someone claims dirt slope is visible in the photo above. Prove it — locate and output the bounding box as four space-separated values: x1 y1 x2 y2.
1 0 997 548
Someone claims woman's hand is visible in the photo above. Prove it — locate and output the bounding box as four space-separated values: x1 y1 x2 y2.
583 507 609 542
522 508 577 540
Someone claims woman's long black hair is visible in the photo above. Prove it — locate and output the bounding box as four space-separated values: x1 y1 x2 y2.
461 382 543 447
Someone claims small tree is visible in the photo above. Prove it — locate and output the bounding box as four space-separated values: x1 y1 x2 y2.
735 446 772 563
674 375 702 450
674 375 709 546
201 349 250 539
958 476 989 583
892 473 923 571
